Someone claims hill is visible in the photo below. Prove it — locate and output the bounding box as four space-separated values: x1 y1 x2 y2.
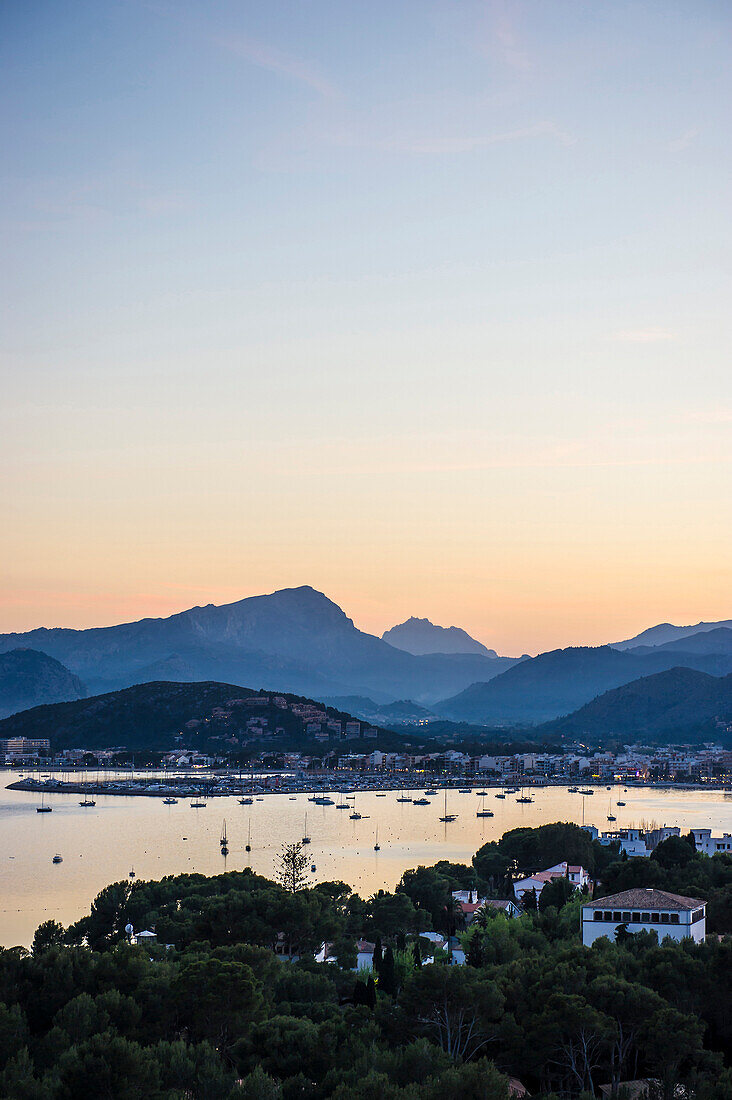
381 617 496 657
0 680 414 753
540 667 732 741
323 695 435 725
613 618 732 650
435 644 732 725
0 586 519 707
0 649 86 719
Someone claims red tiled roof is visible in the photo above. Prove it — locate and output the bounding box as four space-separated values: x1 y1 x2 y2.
584 888 706 910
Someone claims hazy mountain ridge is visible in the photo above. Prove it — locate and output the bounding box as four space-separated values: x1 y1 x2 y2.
381 616 496 657
435 644 732 725
613 619 732 650
0 649 87 719
540 667 732 741
0 587 518 707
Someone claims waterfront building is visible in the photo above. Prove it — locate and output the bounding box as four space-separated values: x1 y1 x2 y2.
691 828 732 855
581 888 706 946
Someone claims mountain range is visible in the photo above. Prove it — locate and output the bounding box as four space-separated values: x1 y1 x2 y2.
435 638 732 725
1 590 731 734
0 587 518 707
539 667 732 741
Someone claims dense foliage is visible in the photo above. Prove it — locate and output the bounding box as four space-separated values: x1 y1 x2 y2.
1 824 730 1099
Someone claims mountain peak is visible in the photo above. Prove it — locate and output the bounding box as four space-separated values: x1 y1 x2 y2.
382 617 495 657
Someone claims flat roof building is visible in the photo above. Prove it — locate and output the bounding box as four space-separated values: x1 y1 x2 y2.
582 888 706 947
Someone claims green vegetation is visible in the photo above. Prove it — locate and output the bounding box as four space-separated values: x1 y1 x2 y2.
0 681 406 753
0 824 730 1098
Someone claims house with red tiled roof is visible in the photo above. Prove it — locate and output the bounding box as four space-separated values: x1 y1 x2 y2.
582 888 706 946
513 861 591 903
452 891 520 923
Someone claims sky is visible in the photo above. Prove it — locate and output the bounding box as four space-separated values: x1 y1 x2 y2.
1 1 731 655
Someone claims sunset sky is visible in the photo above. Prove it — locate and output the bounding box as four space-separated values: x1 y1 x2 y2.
2 1 730 655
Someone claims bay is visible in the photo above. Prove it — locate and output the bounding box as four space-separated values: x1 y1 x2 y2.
1 773 731 947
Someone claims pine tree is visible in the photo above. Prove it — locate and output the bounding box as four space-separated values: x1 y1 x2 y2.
379 946 397 996
372 934 382 973
412 941 422 968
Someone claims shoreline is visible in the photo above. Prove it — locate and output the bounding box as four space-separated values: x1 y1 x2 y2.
7 776 731 799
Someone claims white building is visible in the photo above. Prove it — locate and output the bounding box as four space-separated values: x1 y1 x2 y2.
691 828 732 856
581 888 706 947
514 862 591 902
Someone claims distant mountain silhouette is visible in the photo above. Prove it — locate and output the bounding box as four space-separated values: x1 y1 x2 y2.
0 587 518 708
628 627 732 657
435 645 732 725
0 649 86 719
613 619 732 650
540 667 732 741
382 617 496 657
323 695 435 724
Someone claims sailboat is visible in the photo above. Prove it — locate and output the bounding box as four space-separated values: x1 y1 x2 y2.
129 867 136 878
220 820 229 855
37 790 52 813
476 793 494 818
349 798 362 820
373 828 380 851
607 796 617 822
245 819 251 853
439 789 457 823
396 787 412 802
302 814 311 844
79 780 95 807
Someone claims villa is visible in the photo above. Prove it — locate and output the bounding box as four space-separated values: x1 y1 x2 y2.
513 861 591 902
581 888 706 946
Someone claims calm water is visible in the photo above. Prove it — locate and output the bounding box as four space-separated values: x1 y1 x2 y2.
2 775 731 947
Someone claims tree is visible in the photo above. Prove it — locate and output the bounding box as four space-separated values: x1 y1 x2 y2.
538 877 575 913
379 946 398 996
399 966 503 1062
639 1006 706 1100
412 941 422 968
652 834 697 870
365 976 377 1009
31 921 65 956
275 841 310 894
372 935 383 973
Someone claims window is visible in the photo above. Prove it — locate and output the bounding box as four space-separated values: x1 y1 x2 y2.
641 913 650 922
692 909 705 923
613 911 621 922
605 911 613 921
651 913 660 923
661 913 669 924
594 911 603 921
670 913 679 924
632 912 640 922
622 912 631 922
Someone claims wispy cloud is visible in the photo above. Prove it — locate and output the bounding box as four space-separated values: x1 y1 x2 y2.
609 329 676 344
212 32 337 98
667 128 700 152
317 119 575 156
